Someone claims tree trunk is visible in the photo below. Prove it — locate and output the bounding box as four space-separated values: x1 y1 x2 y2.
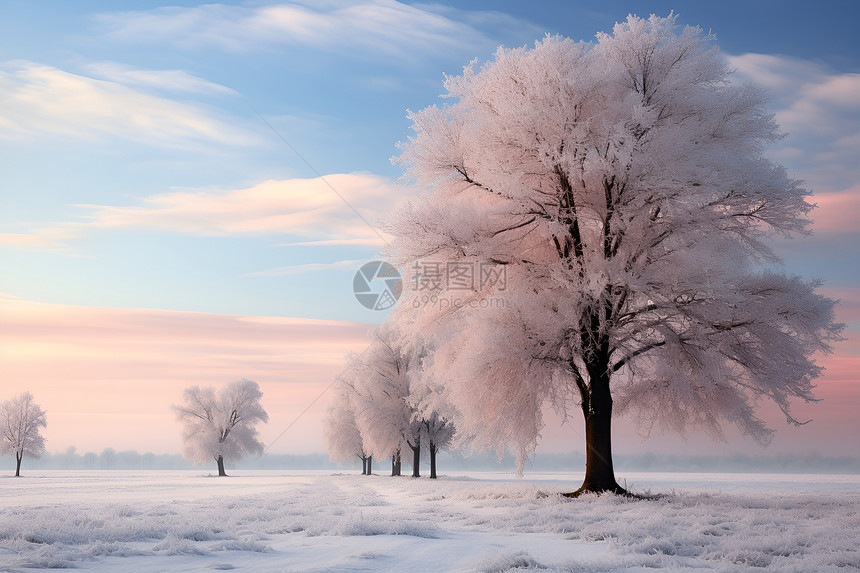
361 455 367 475
391 449 401 476
15 452 22 477
410 437 420 478
568 359 625 496
367 455 372 475
429 441 438 479
216 455 228 477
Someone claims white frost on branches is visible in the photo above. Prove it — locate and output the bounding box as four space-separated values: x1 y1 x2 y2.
173 379 269 466
324 370 368 464
325 325 455 472
0 392 47 469
385 15 843 473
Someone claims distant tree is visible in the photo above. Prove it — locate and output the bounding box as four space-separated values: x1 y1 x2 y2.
324 375 371 474
349 328 422 477
63 445 77 470
0 392 47 477
420 411 454 479
82 451 97 469
99 447 117 469
173 379 269 477
387 15 843 494
347 326 456 478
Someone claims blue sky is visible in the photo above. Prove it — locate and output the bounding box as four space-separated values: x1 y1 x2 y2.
2 1 859 456
2 0 858 323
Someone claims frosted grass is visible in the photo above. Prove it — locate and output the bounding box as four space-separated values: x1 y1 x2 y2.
0 471 858 571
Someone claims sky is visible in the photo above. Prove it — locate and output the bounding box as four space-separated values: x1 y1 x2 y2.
1 0 858 462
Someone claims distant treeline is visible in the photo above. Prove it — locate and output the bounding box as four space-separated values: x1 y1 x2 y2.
0 448 340 471
2 448 858 474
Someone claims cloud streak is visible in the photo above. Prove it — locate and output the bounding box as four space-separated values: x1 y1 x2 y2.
244 259 366 277
96 1 515 58
810 185 860 234
0 60 256 147
1 173 410 253
729 53 860 232
83 62 239 95
71 173 404 243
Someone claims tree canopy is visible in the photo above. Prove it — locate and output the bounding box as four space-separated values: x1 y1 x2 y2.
173 379 268 476
385 14 843 492
0 391 47 477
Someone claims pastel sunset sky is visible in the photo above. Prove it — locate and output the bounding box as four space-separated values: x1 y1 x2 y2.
1 1 858 460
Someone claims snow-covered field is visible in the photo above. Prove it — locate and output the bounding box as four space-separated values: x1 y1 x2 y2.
1 470 858 572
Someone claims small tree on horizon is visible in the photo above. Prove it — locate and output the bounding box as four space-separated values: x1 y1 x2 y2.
0 391 47 477
173 379 268 477
386 15 843 495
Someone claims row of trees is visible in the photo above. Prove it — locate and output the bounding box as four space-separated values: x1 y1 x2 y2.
325 325 454 478
327 14 842 495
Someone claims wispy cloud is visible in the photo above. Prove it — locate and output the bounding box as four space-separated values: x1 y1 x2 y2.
820 286 860 327
1 173 410 253
0 60 256 147
810 185 860 234
244 259 365 277
71 173 405 242
273 238 385 247
0 232 61 248
729 54 860 219
95 1 537 59
83 62 239 95
0 228 82 254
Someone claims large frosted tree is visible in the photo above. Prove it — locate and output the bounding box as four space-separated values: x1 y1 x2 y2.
387 15 842 494
173 379 268 477
0 392 47 477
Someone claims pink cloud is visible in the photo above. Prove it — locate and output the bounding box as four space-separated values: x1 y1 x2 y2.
3 173 412 253
810 186 860 233
0 295 373 455
0 228 80 253
72 173 404 244
727 54 860 199
819 287 860 324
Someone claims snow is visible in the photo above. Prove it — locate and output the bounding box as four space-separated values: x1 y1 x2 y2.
1 471 858 571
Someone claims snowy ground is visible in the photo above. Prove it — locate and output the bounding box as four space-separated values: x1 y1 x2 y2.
1 470 858 572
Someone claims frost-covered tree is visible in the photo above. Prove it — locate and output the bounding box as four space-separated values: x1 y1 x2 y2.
421 412 454 479
324 374 372 474
337 326 455 478
173 379 268 477
0 392 47 477
350 327 424 477
387 15 843 494
408 356 456 479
